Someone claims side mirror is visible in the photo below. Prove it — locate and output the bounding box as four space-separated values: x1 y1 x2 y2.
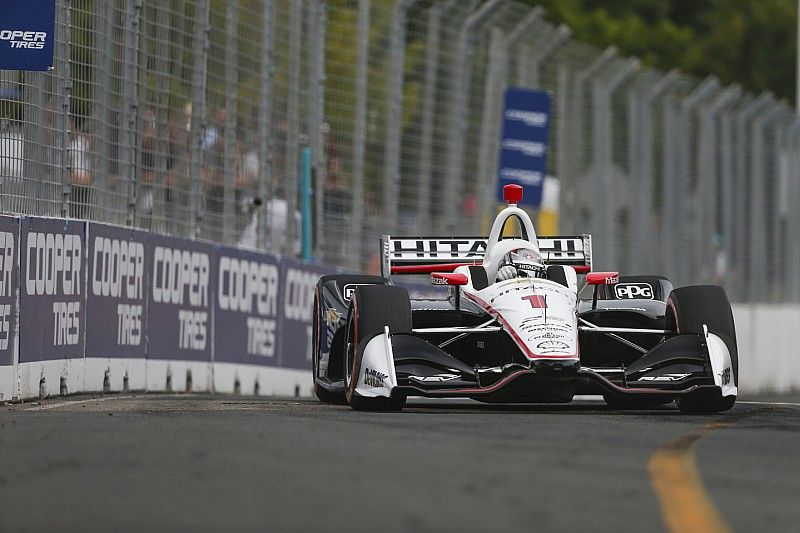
586 271 619 285
431 272 468 286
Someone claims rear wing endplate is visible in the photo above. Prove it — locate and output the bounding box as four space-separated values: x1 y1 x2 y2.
381 235 592 277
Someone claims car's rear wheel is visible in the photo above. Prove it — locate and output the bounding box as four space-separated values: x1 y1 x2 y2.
666 285 737 413
343 286 411 412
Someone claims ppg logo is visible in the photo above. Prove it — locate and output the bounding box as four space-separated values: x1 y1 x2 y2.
342 283 374 301
614 283 653 300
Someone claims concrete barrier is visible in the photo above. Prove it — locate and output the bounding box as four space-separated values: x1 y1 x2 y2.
733 304 800 393
0 215 323 401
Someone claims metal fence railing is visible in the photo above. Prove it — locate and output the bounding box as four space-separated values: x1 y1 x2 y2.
1 0 799 303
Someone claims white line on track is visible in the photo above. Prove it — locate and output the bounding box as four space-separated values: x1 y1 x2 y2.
738 400 800 407
25 395 135 411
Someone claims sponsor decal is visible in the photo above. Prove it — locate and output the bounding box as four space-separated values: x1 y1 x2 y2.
284 268 315 321
722 367 731 385
382 237 390 275
25 232 82 298
390 239 486 260
283 266 317 363
520 323 571 334
497 88 550 207
515 262 545 278
410 374 460 383
431 273 467 286
0 30 47 50
26 231 83 347
19 218 86 361
0 1 56 71
218 256 280 358
501 139 546 157
615 283 653 300
526 332 569 342
490 282 546 303
0 219 18 364
152 246 210 351
363 367 388 388
637 373 691 382
386 236 588 266
504 108 548 127
325 307 341 328
342 283 373 301
318 351 329 376
211 247 288 367
218 257 278 314
86 228 147 356
536 340 570 352
499 168 543 186
280 260 333 369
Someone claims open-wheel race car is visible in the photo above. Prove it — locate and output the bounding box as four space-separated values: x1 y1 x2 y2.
311 184 738 413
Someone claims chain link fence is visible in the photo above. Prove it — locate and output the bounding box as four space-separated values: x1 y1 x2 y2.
1 0 799 303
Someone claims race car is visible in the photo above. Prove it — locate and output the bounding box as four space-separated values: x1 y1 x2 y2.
311 184 738 413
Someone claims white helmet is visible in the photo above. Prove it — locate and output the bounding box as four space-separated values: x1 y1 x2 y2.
496 248 546 281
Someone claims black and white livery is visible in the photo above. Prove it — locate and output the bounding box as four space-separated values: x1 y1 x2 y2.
312 184 738 412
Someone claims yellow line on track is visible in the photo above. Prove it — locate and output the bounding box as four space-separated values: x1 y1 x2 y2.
648 421 730 533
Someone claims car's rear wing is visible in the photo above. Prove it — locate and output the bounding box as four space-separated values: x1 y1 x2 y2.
381 235 592 277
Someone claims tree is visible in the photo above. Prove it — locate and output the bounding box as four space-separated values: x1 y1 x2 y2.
522 0 797 102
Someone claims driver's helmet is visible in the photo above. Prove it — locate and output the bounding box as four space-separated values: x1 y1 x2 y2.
498 248 546 280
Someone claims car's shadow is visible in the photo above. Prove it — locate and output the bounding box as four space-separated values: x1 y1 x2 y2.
399 398 685 416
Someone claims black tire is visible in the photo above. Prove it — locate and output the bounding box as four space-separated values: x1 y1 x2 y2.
675 389 736 414
343 285 411 412
312 292 347 405
666 285 737 413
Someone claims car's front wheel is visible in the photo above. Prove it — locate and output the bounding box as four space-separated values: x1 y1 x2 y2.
666 285 737 413
343 285 410 412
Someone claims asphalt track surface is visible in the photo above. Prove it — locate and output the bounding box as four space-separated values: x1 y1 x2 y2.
1 394 799 532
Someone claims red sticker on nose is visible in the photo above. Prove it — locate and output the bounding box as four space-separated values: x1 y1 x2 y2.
521 295 547 308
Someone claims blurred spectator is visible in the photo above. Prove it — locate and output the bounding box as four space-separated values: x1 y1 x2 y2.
164 112 189 235
323 137 349 215
0 119 23 179
0 119 24 212
68 119 92 219
237 194 301 256
321 134 351 264
236 140 259 234
202 108 226 241
202 108 222 151
236 139 301 255
461 186 477 218
139 107 157 225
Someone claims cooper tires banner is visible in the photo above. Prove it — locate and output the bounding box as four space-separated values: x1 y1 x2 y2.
19 217 85 363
